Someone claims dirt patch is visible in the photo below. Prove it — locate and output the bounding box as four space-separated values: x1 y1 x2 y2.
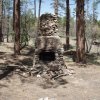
0 64 100 100
0 42 100 100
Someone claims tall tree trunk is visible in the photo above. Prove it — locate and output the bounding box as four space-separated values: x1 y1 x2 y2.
2 0 5 42
7 17 9 42
93 0 96 24
34 0 36 19
7 4 10 42
66 0 70 50
13 0 15 31
38 0 41 29
76 0 85 63
24 5 28 45
14 0 20 55
0 0 3 42
85 0 90 53
54 0 58 16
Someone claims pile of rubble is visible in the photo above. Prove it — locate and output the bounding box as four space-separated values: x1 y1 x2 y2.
32 51 68 79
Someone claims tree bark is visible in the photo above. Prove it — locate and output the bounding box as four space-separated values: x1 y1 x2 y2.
34 0 36 19
76 0 86 63
54 0 58 17
13 0 15 31
0 0 3 42
38 0 41 29
14 0 20 55
93 0 96 24
66 0 70 50
7 2 10 42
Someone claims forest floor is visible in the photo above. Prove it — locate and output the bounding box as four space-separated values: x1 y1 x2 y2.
0 38 100 100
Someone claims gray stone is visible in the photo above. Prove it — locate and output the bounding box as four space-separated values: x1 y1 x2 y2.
32 13 67 79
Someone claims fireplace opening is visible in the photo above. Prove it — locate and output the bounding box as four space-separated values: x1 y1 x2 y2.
39 51 55 61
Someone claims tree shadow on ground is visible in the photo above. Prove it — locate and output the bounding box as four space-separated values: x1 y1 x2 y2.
19 58 33 66
21 46 34 57
63 50 100 66
86 53 100 66
0 66 16 80
0 52 6 59
0 46 34 66
63 50 76 62
63 44 75 51
0 52 6 55
19 46 34 66
0 46 69 88
0 46 34 80
38 78 68 89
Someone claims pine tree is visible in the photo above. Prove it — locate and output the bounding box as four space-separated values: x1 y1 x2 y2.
0 0 3 42
14 0 20 55
66 0 70 50
76 0 86 63
54 0 58 16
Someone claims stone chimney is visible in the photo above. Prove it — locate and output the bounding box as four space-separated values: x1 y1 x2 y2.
33 13 67 79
